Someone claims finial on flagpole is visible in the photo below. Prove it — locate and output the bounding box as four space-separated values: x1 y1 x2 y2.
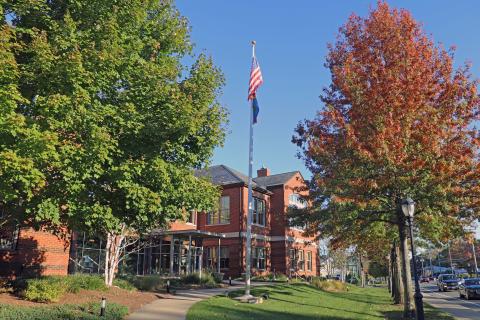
251 40 256 46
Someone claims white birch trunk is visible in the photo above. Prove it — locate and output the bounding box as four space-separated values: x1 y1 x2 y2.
104 225 127 287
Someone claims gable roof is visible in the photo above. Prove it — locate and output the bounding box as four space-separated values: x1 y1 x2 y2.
253 171 300 187
196 165 270 193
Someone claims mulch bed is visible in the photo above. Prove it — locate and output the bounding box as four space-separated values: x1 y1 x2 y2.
0 287 159 313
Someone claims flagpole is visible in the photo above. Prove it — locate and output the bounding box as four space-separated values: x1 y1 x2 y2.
244 40 256 297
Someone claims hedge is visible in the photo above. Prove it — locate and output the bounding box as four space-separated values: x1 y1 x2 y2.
0 302 128 320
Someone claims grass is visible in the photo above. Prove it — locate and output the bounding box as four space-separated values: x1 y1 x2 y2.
187 284 454 320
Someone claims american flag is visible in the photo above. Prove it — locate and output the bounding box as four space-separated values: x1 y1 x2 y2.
248 56 263 101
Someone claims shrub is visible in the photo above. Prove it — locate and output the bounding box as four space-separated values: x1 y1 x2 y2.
251 272 288 282
180 272 219 288
273 273 288 282
181 273 202 284
24 275 109 302
345 274 359 285
129 275 165 291
311 278 347 292
66 275 107 293
0 302 128 320
112 278 136 291
24 278 66 303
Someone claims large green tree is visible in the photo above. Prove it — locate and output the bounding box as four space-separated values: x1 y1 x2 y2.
1 0 227 285
293 1 479 316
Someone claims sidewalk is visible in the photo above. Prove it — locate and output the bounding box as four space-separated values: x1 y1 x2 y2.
127 280 270 320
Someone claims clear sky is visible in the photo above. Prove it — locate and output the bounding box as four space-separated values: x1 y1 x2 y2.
176 0 480 178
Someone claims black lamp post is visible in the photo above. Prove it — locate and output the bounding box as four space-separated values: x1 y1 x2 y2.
402 198 425 320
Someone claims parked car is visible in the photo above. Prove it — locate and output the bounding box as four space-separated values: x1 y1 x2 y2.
458 278 480 300
437 274 460 291
420 276 429 283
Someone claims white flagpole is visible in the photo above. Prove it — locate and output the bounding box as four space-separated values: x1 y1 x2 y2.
245 40 256 297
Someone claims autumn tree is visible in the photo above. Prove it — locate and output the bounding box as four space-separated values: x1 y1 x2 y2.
2 0 226 285
293 1 479 317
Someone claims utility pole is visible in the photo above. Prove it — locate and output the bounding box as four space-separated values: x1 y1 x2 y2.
448 242 454 274
472 241 478 277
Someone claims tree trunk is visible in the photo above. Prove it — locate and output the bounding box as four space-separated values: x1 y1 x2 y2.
392 241 404 305
104 226 127 286
398 222 414 318
387 252 392 295
359 255 366 287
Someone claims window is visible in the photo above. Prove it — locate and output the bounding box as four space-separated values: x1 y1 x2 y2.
289 249 296 270
288 194 307 230
253 197 265 226
187 210 197 225
0 210 19 250
220 247 229 269
307 251 312 271
207 196 230 225
288 194 307 209
206 247 215 268
252 247 266 270
298 250 305 271
205 246 230 269
220 196 230 224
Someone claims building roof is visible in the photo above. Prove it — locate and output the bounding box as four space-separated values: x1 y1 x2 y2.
196 164 273 193
150 229 225 239
196 165 302 192
253 171 299 187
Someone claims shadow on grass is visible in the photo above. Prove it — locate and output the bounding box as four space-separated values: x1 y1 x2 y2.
382 304 455 320
269 295 381 318
188 303 374 320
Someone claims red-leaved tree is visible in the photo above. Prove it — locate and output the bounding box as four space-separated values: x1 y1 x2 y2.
293 1 480 316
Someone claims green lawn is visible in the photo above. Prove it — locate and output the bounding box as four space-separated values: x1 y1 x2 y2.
187 284 454 320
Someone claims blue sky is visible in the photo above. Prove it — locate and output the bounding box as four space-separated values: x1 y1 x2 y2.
176 0 480 178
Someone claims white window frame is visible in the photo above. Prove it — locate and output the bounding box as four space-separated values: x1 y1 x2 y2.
253 197 266 226
207 196 230 225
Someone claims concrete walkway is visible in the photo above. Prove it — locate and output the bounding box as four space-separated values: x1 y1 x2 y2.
127 281 269 320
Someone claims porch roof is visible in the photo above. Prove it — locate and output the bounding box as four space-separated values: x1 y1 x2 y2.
149 229 225 239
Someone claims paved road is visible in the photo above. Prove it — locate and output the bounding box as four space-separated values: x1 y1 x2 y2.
421 282 480 320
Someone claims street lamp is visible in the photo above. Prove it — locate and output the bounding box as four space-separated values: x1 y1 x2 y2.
402 198 425 320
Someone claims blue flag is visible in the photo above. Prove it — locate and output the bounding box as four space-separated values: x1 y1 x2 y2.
252 97 260 124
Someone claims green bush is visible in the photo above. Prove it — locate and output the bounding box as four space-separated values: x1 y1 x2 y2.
0 302 128 320
24 278 66 303
128 275 165 291
66 275 108 293
23 275 110 302
345 274 359 285
311 278 347 292
251 272 288 282
180 272 219 288
112 278 136 291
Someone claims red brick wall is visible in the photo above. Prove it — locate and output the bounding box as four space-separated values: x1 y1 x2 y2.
0 228 70 278
271 173 320 277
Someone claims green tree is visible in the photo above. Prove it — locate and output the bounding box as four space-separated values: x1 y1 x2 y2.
2 0 227 285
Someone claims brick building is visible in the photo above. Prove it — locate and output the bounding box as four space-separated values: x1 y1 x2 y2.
0 224 70 278
1 165 318 279
160 165 319 278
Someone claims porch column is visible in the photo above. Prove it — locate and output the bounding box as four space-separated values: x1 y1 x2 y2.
187 235 192 274
193 245 197 273
217 238 221 273
199 246 203 279
159 238 163 274
169 235 175 276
